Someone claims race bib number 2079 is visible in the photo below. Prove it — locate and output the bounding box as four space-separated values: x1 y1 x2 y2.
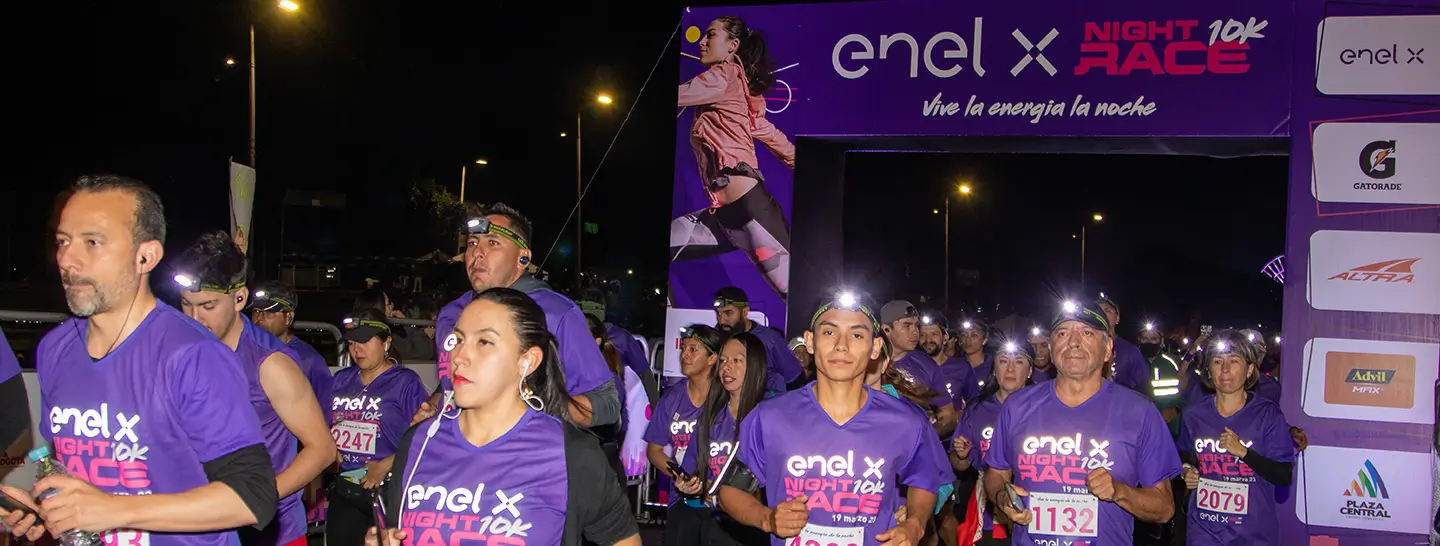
790 523 864 546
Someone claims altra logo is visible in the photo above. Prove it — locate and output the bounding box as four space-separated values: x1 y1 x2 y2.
1343 460 1389 499
1328 258 1419 284
1358 140 1396 180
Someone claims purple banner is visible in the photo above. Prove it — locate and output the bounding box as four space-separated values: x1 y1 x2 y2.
670 0 1295 332
1279 3 1439 545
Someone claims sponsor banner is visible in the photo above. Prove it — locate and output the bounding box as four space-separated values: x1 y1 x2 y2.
1315 15 1440 96
661 307 768 378
1306 230 1440 315
229 161 256 254
670 1 1294 335
1312 123 1440 205
1296 445 1434 535
1301 337 1439 425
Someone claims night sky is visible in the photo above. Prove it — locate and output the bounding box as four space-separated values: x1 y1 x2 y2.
6 0 1287 335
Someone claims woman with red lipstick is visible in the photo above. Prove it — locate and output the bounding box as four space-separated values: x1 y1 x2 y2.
367 288 639 546
668 332 772 546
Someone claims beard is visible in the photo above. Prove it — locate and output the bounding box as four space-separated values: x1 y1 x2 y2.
922 343 941 357
718 322 737 333
62 273 115 317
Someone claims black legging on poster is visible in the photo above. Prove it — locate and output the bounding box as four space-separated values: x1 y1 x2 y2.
669 182 791 298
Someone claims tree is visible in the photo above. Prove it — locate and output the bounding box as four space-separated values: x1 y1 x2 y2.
408 179 480 255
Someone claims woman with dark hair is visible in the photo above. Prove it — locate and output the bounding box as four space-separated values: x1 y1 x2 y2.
352 287 433 361
585 313 632 494
1177 329 1294 546
950 341 1036 546
645 324 726 533
328 308 427 546
368 288 638 546
671 15 797 298
666 332 772 546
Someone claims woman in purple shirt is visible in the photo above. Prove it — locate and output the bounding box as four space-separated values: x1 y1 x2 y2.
645 325 725 534
951 341 1035 546
328 310 427 546
674 332 770 546
366 288 638 546
1178 329 1295 546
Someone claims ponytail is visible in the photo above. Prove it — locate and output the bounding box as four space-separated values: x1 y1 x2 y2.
524 334 587 424
717 16 776 96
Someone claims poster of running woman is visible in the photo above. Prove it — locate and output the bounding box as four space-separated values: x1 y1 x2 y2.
668 0 1437 544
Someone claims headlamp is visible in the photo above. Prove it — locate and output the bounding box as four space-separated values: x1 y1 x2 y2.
342 317 391 332
921 315 933 325
1004 341 1018 353
961 320 973 330
254 290 267 298
464 217 529 249
1273 335 1282 344
173 273 245 293
1246 332 1257 342
1062 300 1079 314
810 289 878 330
1030 327 1041 337
1145 322 1155 331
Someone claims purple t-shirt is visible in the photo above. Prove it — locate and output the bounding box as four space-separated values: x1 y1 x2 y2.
746 322 803 394
956 395 1005 530
957 355 993 403
605 323 650 380
892 351 954 408
1251 374 1282 406
643 379 703 503
396 409 567 546
678 408 738 483
1181 368 1285 408
331 365 427 471
934 357 975 408
1112 337 1150 392
1178 394 1294 546
37 302 264 546
234 330 305 546
736 385 950 546
0 328 19 383
435 287 612 398
985 380 1182 546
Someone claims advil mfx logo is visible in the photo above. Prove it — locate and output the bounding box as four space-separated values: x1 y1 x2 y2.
1359 140 1397 179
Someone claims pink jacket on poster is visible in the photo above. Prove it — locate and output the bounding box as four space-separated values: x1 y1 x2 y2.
678 61 795 205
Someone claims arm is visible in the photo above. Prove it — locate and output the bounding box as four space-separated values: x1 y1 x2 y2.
571 379 620 428
1112 480 1175 524
647 444 675 478
751 113 795 168
124 446 278 531
677 64 733 107
983 468 1013 508
898 488 937 539
258 352 337 497
1240 451 1293 487
719 485 775 532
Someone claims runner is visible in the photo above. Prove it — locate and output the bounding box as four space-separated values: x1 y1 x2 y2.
1238 329 1282 405
0 328 28 454
952 341 1035 546
1094 295 1150 392
882 300 960 435
173 232 336 546
984 300 1181 546
328 310 427 546
249 280 335 422
422 203 618 428
1139 323 1183 438
1178 329 1294 546
671 331 771 546
713 286 803 393
953 319 992 401
718 290 951 546
2 175 277 545
646 324 724 533
366 288 639 546
1026 327 1056 381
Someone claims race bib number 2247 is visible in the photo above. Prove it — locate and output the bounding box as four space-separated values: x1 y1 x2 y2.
332 420 379 455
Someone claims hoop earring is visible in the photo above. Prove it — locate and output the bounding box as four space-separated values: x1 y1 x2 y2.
519 361 544 411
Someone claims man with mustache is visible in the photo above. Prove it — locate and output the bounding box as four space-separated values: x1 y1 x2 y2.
1027 326 1057 381
2 175 277 546
713 286 803 394
984 301 1181 546
418 203 618 428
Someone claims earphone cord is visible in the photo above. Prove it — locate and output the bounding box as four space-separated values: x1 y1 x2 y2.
401 390 459 524
97 266 146 359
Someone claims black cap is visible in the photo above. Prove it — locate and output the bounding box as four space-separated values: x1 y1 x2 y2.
957 317 989 334
1095 292 1120 315
249 281 297 313
1050 300 1111 333
713 286 749 308
341 317 391 342
919 312 948 330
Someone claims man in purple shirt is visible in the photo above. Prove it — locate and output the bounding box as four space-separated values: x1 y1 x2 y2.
248 281 335 425
2 175 277 546
1096 294 1151 392
420 203 618 428
714 286 803 394
984 300 1181 546
881 300 960 435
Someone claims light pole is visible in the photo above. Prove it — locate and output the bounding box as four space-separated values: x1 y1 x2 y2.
247 0 300 168
456 159 487 255
573 93 613 290
1080 213 1103 293
459 159 487 203
941 183 974 314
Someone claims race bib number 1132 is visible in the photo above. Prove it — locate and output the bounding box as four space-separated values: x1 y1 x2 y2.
789 523 864 546
1027 492 1099 538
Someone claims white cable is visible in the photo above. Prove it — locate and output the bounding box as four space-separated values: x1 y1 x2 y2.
400 390 455 524
537 16 683 270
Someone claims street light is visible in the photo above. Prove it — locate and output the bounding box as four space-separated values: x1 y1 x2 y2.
459 158 488 203
572 92 614 289
943 182 975 314
278 0 299 10
1080 212 1104 293
245 0 300 168
225 58 236 66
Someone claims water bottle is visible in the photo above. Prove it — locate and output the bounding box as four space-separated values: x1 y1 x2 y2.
27 446 102 546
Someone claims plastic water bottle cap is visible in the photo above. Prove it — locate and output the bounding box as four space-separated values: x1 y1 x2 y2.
26 445 52 463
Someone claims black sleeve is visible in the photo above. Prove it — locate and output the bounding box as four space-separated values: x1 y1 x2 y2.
562 425 638 546
0 374 30 449
202 444 279 529
1240 450 1293 487
1180 450 1200 468
382 424 421 528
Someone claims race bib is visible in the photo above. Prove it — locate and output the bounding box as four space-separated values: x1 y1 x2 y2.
101 529 150 546
789 523 864 546
332 420 379 455
1027 491 1099 538
1196 478 1250 515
